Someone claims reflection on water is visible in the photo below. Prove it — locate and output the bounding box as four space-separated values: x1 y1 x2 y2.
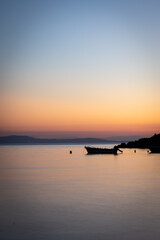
0 145 160 240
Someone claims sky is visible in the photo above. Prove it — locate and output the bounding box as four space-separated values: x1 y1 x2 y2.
0 0 160 138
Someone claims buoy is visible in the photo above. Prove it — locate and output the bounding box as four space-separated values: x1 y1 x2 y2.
70 150 72 154
134 150 136 153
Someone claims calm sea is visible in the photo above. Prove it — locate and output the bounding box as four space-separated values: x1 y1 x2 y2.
0 144 160 240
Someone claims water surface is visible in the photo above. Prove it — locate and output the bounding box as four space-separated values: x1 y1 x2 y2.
0 145 160 240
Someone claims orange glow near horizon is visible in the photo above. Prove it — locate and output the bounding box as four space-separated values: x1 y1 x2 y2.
1 1 160 138
1 94 160 137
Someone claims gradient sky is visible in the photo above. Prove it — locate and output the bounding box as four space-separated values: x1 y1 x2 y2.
0 0 160 138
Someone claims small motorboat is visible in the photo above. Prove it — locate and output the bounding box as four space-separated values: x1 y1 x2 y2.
85 146 122 155
149 146 160 153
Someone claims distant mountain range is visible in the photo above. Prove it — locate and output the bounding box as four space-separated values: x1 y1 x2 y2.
0 134 159 146
0 135 120 145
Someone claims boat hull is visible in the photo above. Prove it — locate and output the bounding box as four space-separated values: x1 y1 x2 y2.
85 146 117 155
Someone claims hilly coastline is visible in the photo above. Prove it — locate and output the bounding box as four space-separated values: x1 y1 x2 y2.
118 133 160 149
0 134 159 147
0 135 119 145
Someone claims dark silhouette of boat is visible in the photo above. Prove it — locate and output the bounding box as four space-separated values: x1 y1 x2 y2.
149 146 160 153
85 146 122 155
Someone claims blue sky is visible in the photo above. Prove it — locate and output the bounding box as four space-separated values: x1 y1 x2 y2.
0 0 160 137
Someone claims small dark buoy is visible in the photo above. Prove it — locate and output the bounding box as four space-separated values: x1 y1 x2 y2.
134 150 136 153
70 150 72 154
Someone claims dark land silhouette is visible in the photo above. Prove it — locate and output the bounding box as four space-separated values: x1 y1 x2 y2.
0 134 159 148
0 135 119 145
117 133 160 149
